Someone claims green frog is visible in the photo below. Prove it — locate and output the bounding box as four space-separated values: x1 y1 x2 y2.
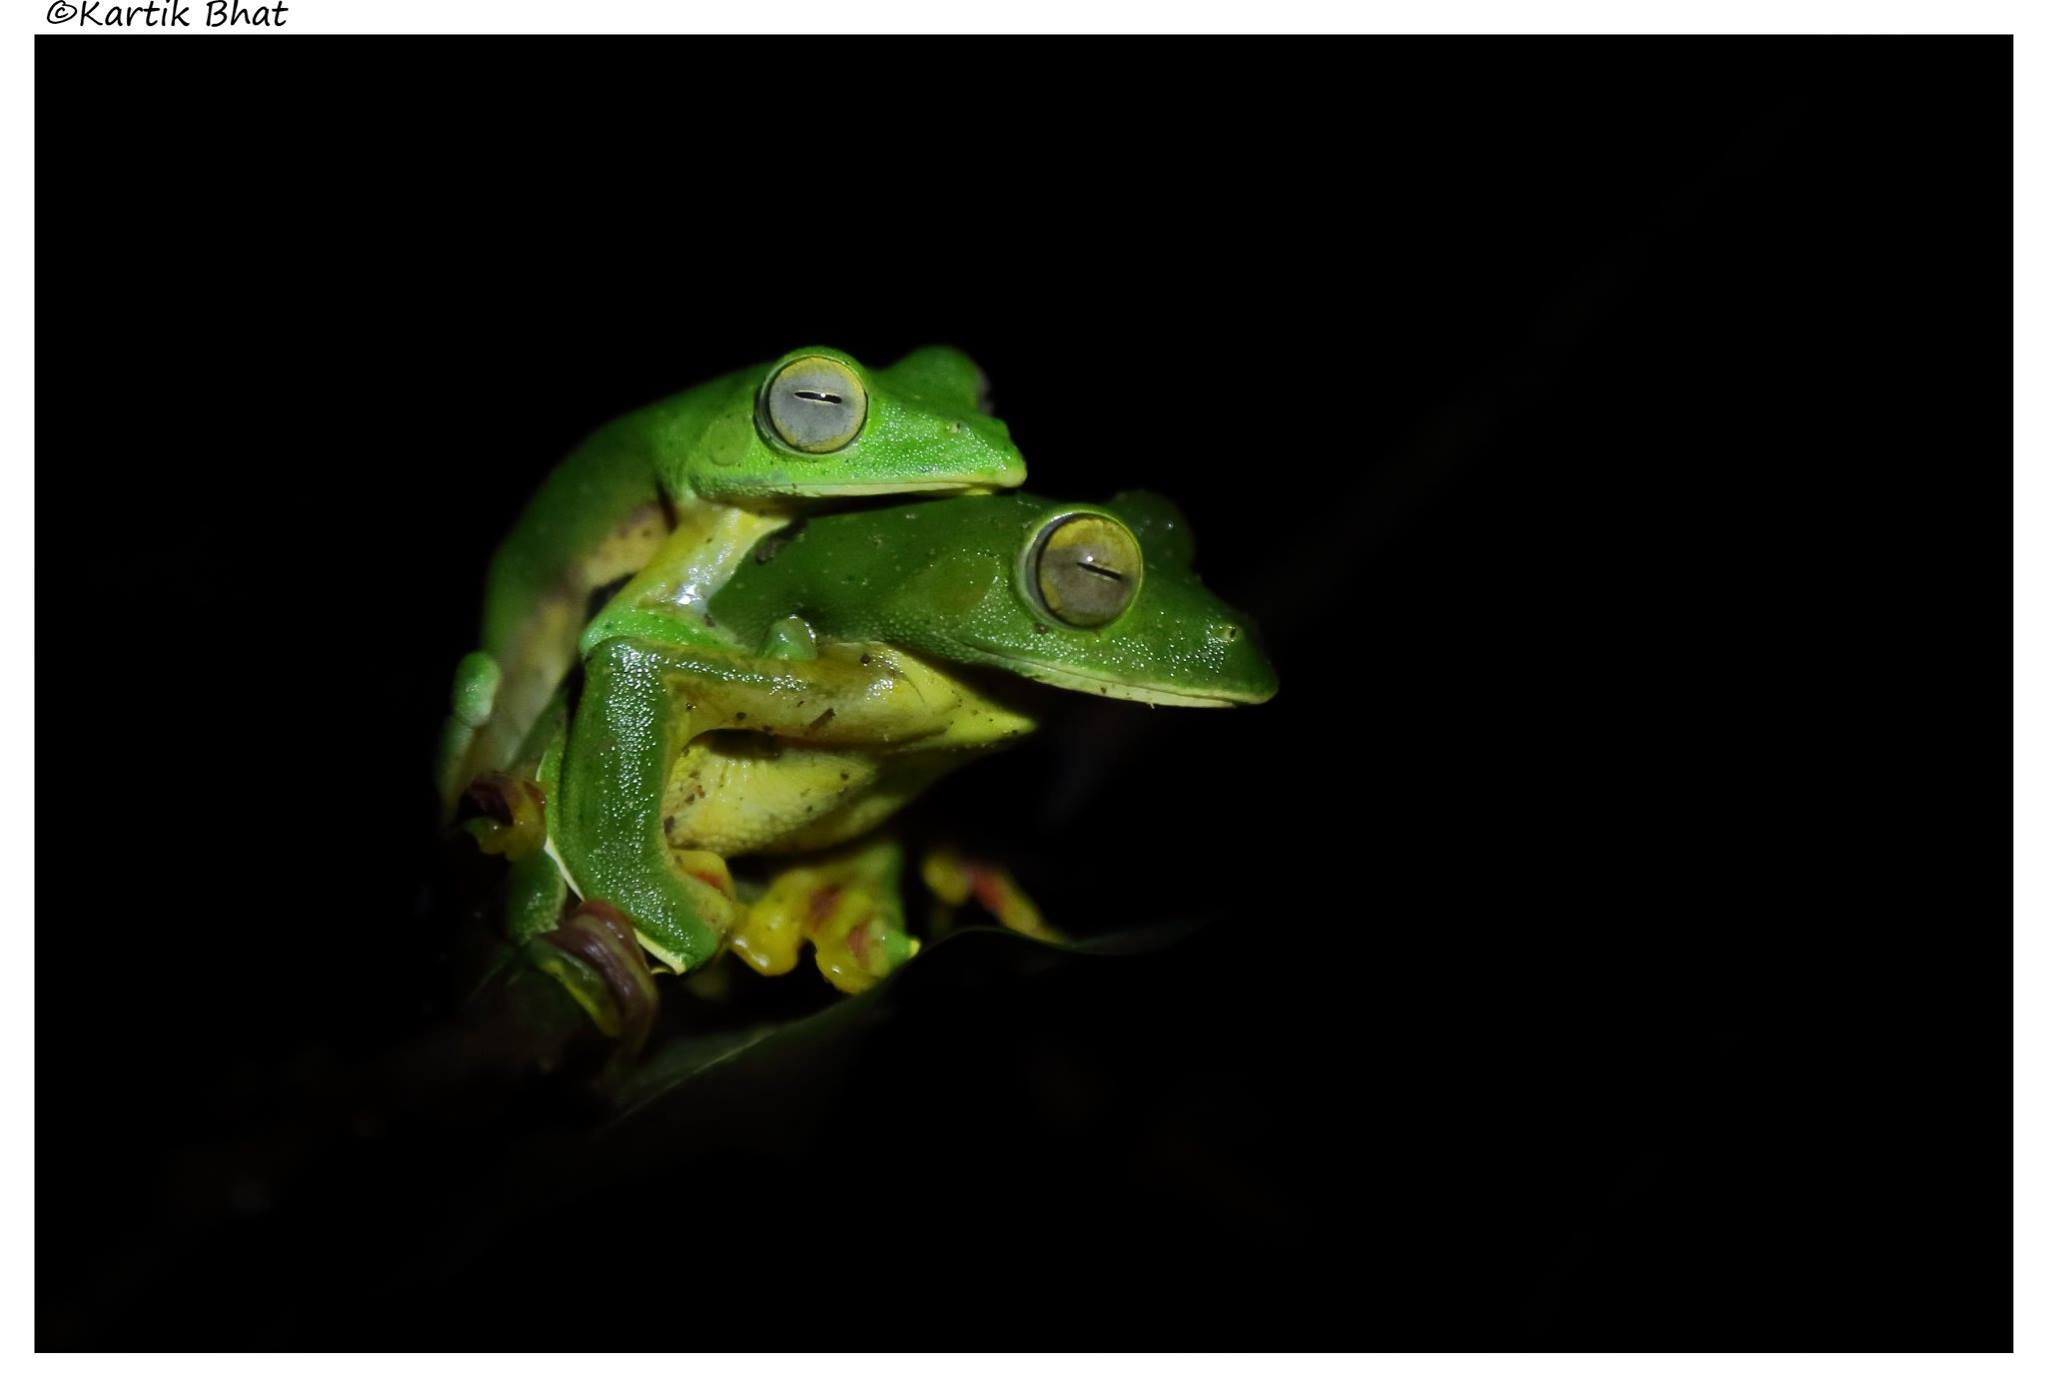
483 490 1275 1031
438 346 1025 813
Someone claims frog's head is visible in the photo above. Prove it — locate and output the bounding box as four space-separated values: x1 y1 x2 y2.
685 345 1027 504
711 490 1277 708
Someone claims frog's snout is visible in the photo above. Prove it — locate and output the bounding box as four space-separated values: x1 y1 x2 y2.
1210 614 1279 705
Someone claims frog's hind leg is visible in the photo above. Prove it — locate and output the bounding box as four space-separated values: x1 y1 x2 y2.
554 638 746 975
554 636 972 981
732 839 919 994
453 684 685 1053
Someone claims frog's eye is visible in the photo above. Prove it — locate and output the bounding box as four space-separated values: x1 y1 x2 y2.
1029 514 1143 628
761 355 868 454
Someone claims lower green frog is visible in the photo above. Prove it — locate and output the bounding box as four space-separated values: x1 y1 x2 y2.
471 490 1276 1034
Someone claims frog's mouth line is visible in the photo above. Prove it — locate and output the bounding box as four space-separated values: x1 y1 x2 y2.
794 480 995 496
964 646 1255 709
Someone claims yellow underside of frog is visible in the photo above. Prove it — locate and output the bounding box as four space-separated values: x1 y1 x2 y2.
456 611 1063 997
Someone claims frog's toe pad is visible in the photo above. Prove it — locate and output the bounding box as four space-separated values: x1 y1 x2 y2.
450 650 501 728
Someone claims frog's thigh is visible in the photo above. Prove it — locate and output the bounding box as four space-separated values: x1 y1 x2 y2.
732 839 917 994
556 639 742 973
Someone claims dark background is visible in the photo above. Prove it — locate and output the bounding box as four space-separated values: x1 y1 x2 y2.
37 38 2010 1348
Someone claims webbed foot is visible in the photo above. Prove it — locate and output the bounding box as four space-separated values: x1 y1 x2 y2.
732 840 919 994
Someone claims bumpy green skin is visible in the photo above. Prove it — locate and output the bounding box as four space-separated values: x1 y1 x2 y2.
550 490 1276 970
708 491 1277 707
439 345 1027 812
559 640 727 968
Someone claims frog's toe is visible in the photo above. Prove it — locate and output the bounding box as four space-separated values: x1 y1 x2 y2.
812 899 918 994
671 849 744 936
436 652 505 816
919 847 1063 944
531 900 660 1056
450 650 502 728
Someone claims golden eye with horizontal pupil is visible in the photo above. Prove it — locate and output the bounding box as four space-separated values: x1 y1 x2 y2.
1033 515 1143 627
762 356 868 453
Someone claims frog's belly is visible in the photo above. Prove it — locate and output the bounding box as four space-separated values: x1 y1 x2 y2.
661 732 970 859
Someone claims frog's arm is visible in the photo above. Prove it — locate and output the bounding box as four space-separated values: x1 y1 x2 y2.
554 636 971 972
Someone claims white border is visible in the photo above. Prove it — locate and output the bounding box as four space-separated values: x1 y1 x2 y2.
7 0 33 1363
10 0 2036 37
8 0 2029 1377
8 1351 2037 1384
2010 1 2035 1369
